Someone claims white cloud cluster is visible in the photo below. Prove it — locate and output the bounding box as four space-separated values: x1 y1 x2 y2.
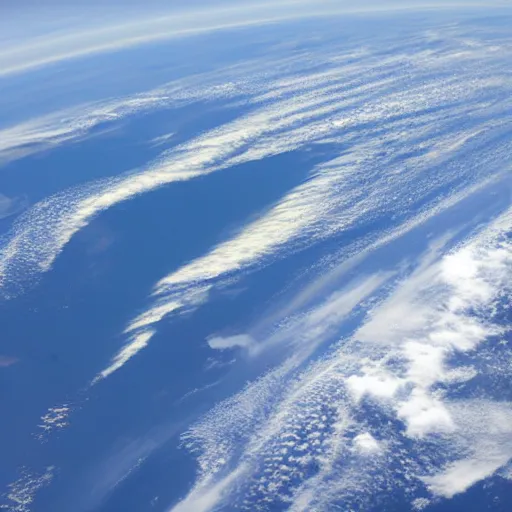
353 212 512 439
0 466 54 512
422 400 512 498
35 404 71 441
352 432 381 454
171 205 511 511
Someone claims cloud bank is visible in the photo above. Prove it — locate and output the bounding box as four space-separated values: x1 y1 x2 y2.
2 0 510 77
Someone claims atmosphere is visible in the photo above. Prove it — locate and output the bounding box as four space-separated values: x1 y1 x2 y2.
1 2 511 512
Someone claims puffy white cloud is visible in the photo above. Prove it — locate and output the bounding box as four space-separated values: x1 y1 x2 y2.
346 372 403 402
397 389 455 438
423 401 512 498
353 433 381 454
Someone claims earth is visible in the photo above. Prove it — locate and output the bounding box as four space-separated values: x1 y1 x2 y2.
1 2 511 512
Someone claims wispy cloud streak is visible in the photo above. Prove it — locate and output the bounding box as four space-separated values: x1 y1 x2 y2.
2 1 508 77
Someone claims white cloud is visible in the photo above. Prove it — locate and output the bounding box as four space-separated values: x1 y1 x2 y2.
170 463 249 512
36 404 71 440
109 53 512 381
174 204 512 511
0 9 510 512
1 23 508 307
353 433 381 454
0 193 27 220
397 389 455 437
425 455 509 498
208 334 255 350
2 1 505 77
346 371 403 403
250 272 392 358
422 401 512 498
412 498 431 510
348 212 511 440
93 330 155 383
1 466 55 512
1 18 511 511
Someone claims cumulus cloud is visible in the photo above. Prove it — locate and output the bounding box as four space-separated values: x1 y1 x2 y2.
349 215 511 440
353 432 381 454
422 401 512 498
346 372 403 403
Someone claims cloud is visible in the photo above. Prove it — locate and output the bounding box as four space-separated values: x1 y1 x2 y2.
422 401 512 498
92 30 512 382
246 271 392 361
353 433 381 454
398 390 455 438
1 19 511 510
2 1 507 77
346 372 403 402
1 466 55 512
207 334 255 350
36 404 70 440
425 454 509 498
172 203 511 511
351 210 512 438
170 464 249 512
2 21 508 306
93 330 155 384
0 9 511 512
0 193 27 220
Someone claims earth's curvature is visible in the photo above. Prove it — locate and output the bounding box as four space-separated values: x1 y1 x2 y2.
0 2 511 512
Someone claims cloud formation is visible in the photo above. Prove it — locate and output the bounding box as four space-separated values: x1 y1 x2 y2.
1 11 511 512
2 1 509 77
92 23 512 382
171 205 512 511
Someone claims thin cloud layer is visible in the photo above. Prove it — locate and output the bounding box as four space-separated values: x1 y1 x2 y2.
2 1 509 77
